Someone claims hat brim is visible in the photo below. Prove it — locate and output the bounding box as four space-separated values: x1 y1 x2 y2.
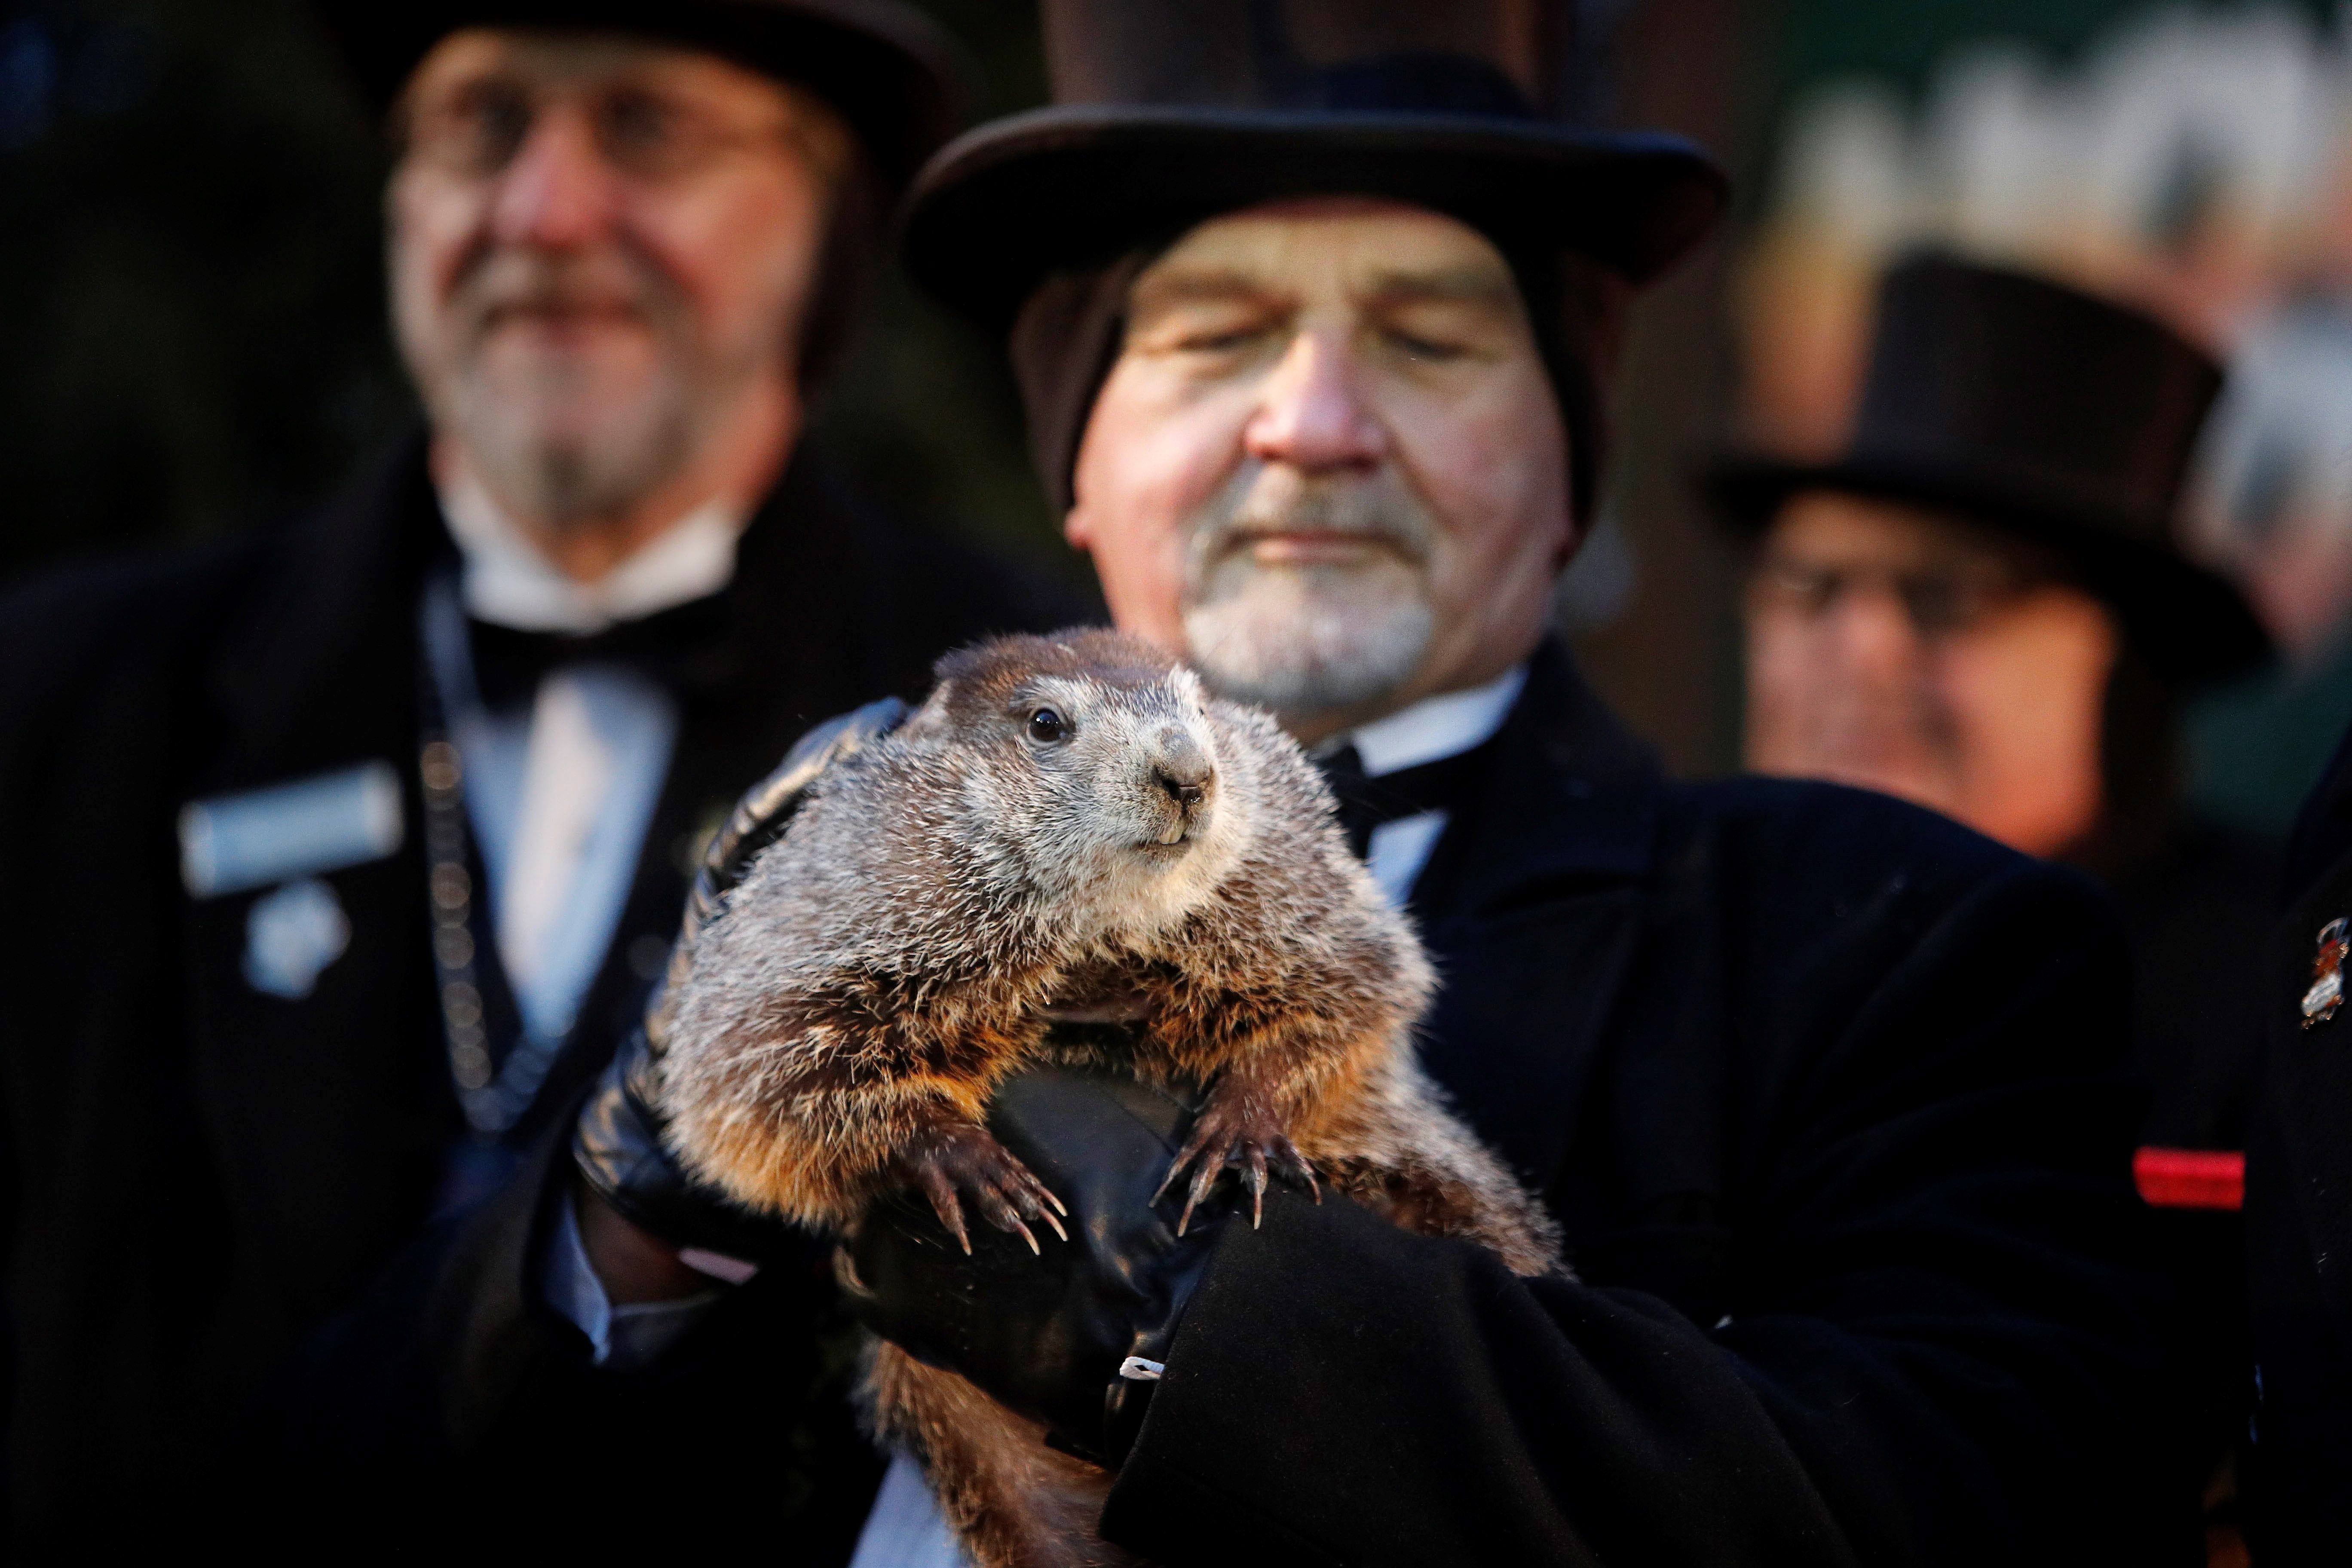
1708 454 2274 684
901 105 1730 332
315 0 964 186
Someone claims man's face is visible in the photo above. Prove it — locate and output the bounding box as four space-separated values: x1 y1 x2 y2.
388 30 844 531
1742 490 2120 858
1065 199 1573 738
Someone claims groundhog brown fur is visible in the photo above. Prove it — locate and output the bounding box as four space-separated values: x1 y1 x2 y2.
659 628 1561 1568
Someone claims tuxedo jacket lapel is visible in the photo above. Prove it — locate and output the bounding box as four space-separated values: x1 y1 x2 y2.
179 443 451 1324
1407 642 1664 1189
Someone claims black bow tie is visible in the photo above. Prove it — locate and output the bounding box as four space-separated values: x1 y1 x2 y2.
465 591 734 710
1317 741 1493 861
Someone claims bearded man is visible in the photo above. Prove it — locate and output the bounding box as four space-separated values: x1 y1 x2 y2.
568 4 2195 1563
0 0 1078 1550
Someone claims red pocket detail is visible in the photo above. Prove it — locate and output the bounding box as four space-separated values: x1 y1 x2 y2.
2133 1147 2245 1211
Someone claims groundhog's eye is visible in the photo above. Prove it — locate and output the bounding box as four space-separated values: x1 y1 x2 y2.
1026 706 1069 744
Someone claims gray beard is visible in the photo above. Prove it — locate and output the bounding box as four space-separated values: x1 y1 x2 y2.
1178 466 1438 717
416 245 748 533
441 359 700 530
1183 575 1433 714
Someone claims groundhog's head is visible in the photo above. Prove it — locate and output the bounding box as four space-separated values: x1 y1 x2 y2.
903 629 1253 933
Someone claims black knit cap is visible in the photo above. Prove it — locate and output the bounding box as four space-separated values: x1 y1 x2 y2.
313 0 965 190
900 0 1728 521
1711 253 2270 684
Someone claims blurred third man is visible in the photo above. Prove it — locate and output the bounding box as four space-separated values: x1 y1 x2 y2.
1718 253 2275 1559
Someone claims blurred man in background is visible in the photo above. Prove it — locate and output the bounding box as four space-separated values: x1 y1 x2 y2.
0 0 1079 1549
1718 253 2274 1562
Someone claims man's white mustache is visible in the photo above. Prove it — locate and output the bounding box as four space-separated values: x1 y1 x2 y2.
1188 490 1435 571
451 251 665 337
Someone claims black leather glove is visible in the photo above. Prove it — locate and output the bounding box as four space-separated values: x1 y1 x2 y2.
840 1065 1269 1468
572 696 909 1261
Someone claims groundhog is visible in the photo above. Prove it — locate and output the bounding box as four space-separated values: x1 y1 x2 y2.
658 628 1560 1568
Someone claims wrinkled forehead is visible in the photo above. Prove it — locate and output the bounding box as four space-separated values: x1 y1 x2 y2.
1127 197 1526 320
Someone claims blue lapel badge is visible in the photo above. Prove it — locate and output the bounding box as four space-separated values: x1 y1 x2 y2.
178 761 404 898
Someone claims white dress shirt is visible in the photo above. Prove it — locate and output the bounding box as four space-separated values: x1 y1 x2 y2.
441 468 744 634
437 481 747 1041
435 484 744 1366
443 487 969 1553
1326 663 1528 906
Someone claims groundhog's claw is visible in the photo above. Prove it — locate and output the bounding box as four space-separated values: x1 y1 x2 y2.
1174 1148 1225 1237
1270 1133 1320 1205
904 1122 1067 1256
1153 1087 1316 1234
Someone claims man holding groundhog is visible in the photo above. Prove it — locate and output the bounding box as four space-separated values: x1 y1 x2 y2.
1 0 2189 1558
569 3 2197 1562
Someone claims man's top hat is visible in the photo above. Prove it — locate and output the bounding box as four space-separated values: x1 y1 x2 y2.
901 0 1729 334
317 0 963 188
1712 253 2270 683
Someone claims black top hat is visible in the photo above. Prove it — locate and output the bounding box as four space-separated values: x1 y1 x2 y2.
1712 253 2269 683
315 0 963 188
900 0 1729 334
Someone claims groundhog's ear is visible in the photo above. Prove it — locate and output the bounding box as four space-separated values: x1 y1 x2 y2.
896 683 954 740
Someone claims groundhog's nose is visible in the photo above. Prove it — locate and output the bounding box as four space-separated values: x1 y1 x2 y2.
1153 727 1213 809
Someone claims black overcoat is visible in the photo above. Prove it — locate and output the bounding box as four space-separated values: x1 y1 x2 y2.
251 640 2183 1560
0 440 1086 1550
1096 644 2189 1566
2247 726 2352 1562
2105 819 2273 1533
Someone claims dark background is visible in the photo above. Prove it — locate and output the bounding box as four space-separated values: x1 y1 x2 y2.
0 0 2282 770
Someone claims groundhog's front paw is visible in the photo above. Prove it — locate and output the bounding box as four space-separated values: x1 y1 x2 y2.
1153 1081 1318 1234
898 1120 1069 1256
